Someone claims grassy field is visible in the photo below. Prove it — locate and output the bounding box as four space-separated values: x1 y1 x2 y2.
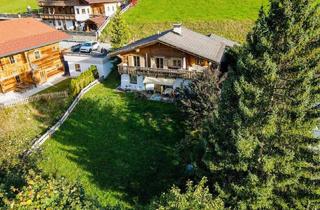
38 71 184 208
0 0 38 13
119 0 269 43
0 79 72 166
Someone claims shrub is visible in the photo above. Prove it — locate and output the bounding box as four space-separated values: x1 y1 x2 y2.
0 160 100 209
150 177 224 210
70 66 98 96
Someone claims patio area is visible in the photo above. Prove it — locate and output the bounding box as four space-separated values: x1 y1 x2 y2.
0 73 68 105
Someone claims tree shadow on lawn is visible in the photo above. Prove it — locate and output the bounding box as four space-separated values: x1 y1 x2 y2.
46 82 184 207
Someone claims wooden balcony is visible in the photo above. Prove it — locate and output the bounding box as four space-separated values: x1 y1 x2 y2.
118 65 205 80
0 64 30 80
40 13 76 20
38 0 79 7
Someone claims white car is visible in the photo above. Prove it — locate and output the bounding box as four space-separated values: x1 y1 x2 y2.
80 41 99 53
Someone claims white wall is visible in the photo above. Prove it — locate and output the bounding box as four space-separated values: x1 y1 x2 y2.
121 74 145 90
64 54 112 79
120 75 192 91
74 6 91 22
104 3 120 17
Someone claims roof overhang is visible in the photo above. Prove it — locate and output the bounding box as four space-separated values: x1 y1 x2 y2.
109 40 221 64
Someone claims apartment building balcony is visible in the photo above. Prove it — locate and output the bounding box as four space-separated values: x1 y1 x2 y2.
118 65 205 80
40 13 76 20
38 0 80 7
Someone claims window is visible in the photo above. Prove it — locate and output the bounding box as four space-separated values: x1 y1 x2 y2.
58 20 61 26
133 56 140 67
15 75 21 83
75 64 81 72
196 58 205 66
34 51 41 59
82 9 86 14
87 8 90 14
112 6 115 11
172 58 182 68
76 8 80 14
130 75 137 84
107 6 110 11
156 57 164 69
9 56 15 64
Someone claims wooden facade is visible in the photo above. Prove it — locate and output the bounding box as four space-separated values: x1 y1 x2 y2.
0 43 65 93
117 42 213 79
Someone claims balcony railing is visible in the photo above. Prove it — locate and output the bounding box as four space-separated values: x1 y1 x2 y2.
38 0 79 7
118 65 205 80
40 13 76 20
0 64 30 80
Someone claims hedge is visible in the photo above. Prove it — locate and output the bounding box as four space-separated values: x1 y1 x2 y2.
70 66 98 96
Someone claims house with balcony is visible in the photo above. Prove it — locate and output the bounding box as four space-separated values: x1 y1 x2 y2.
0 18 70 93
108 24 237 94
38 0 123 31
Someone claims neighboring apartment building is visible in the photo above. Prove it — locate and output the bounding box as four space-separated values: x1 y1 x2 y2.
38 0 122 31
0 18 70 93
109 24 237 93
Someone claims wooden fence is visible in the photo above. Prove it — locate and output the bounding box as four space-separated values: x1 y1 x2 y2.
0 91 68 109
24 80 100 156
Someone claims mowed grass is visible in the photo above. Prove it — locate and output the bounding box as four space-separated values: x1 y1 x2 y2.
0 79 72 165
38 71 184 208
120 0 268 43
0 0 38 13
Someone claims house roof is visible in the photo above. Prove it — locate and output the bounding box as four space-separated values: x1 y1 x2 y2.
87 16 108 28
84 0 121 4
109 26 236 63
0 18 70 58
208 34 238 48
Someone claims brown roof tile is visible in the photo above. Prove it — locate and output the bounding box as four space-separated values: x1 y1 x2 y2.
0 18 71 57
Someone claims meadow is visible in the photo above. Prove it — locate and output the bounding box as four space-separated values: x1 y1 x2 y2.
0 0 38 13
121 0 269 43
38 71 184 208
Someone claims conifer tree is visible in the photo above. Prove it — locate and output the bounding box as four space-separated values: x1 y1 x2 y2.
109 8 130 49
195 0 320 208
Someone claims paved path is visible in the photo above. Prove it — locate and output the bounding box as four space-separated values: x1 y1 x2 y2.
0 73 68 105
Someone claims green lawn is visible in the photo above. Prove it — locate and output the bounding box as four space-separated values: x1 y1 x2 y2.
37 78 72 95
119 0 268 43
0 0 38 13
0 79 72 166
38 71 184 208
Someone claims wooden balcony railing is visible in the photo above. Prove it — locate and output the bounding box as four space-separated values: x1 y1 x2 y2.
0 64 30 80
38 0 79 7
40 13 76 20
118 65 205 80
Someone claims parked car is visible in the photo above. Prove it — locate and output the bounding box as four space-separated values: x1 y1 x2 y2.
80 41 99 53
71 44 82 52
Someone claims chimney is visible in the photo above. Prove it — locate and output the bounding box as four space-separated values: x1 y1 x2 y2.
173 23 182 35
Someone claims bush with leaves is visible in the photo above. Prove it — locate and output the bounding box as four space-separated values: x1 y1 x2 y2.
70 65 98 96
150 177 224 210
0 159 99 209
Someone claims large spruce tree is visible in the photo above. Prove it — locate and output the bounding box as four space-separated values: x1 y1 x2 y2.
196 0 320 208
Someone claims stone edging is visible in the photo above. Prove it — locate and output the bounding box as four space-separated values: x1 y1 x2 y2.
25 79 100 156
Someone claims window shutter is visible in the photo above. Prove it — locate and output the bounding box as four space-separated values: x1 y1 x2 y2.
128 55 134 66
151 57 156 68
163 58 168 69
140 56 145 67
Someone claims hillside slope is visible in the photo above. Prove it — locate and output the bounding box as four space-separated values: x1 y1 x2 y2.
122 0 268 42
0 0 38 13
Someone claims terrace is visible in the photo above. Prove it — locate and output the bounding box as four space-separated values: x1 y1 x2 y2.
118 64 206 80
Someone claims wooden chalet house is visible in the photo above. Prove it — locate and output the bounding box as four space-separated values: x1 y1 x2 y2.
109 24 237 93
0 18 70 93
38 0 123 31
